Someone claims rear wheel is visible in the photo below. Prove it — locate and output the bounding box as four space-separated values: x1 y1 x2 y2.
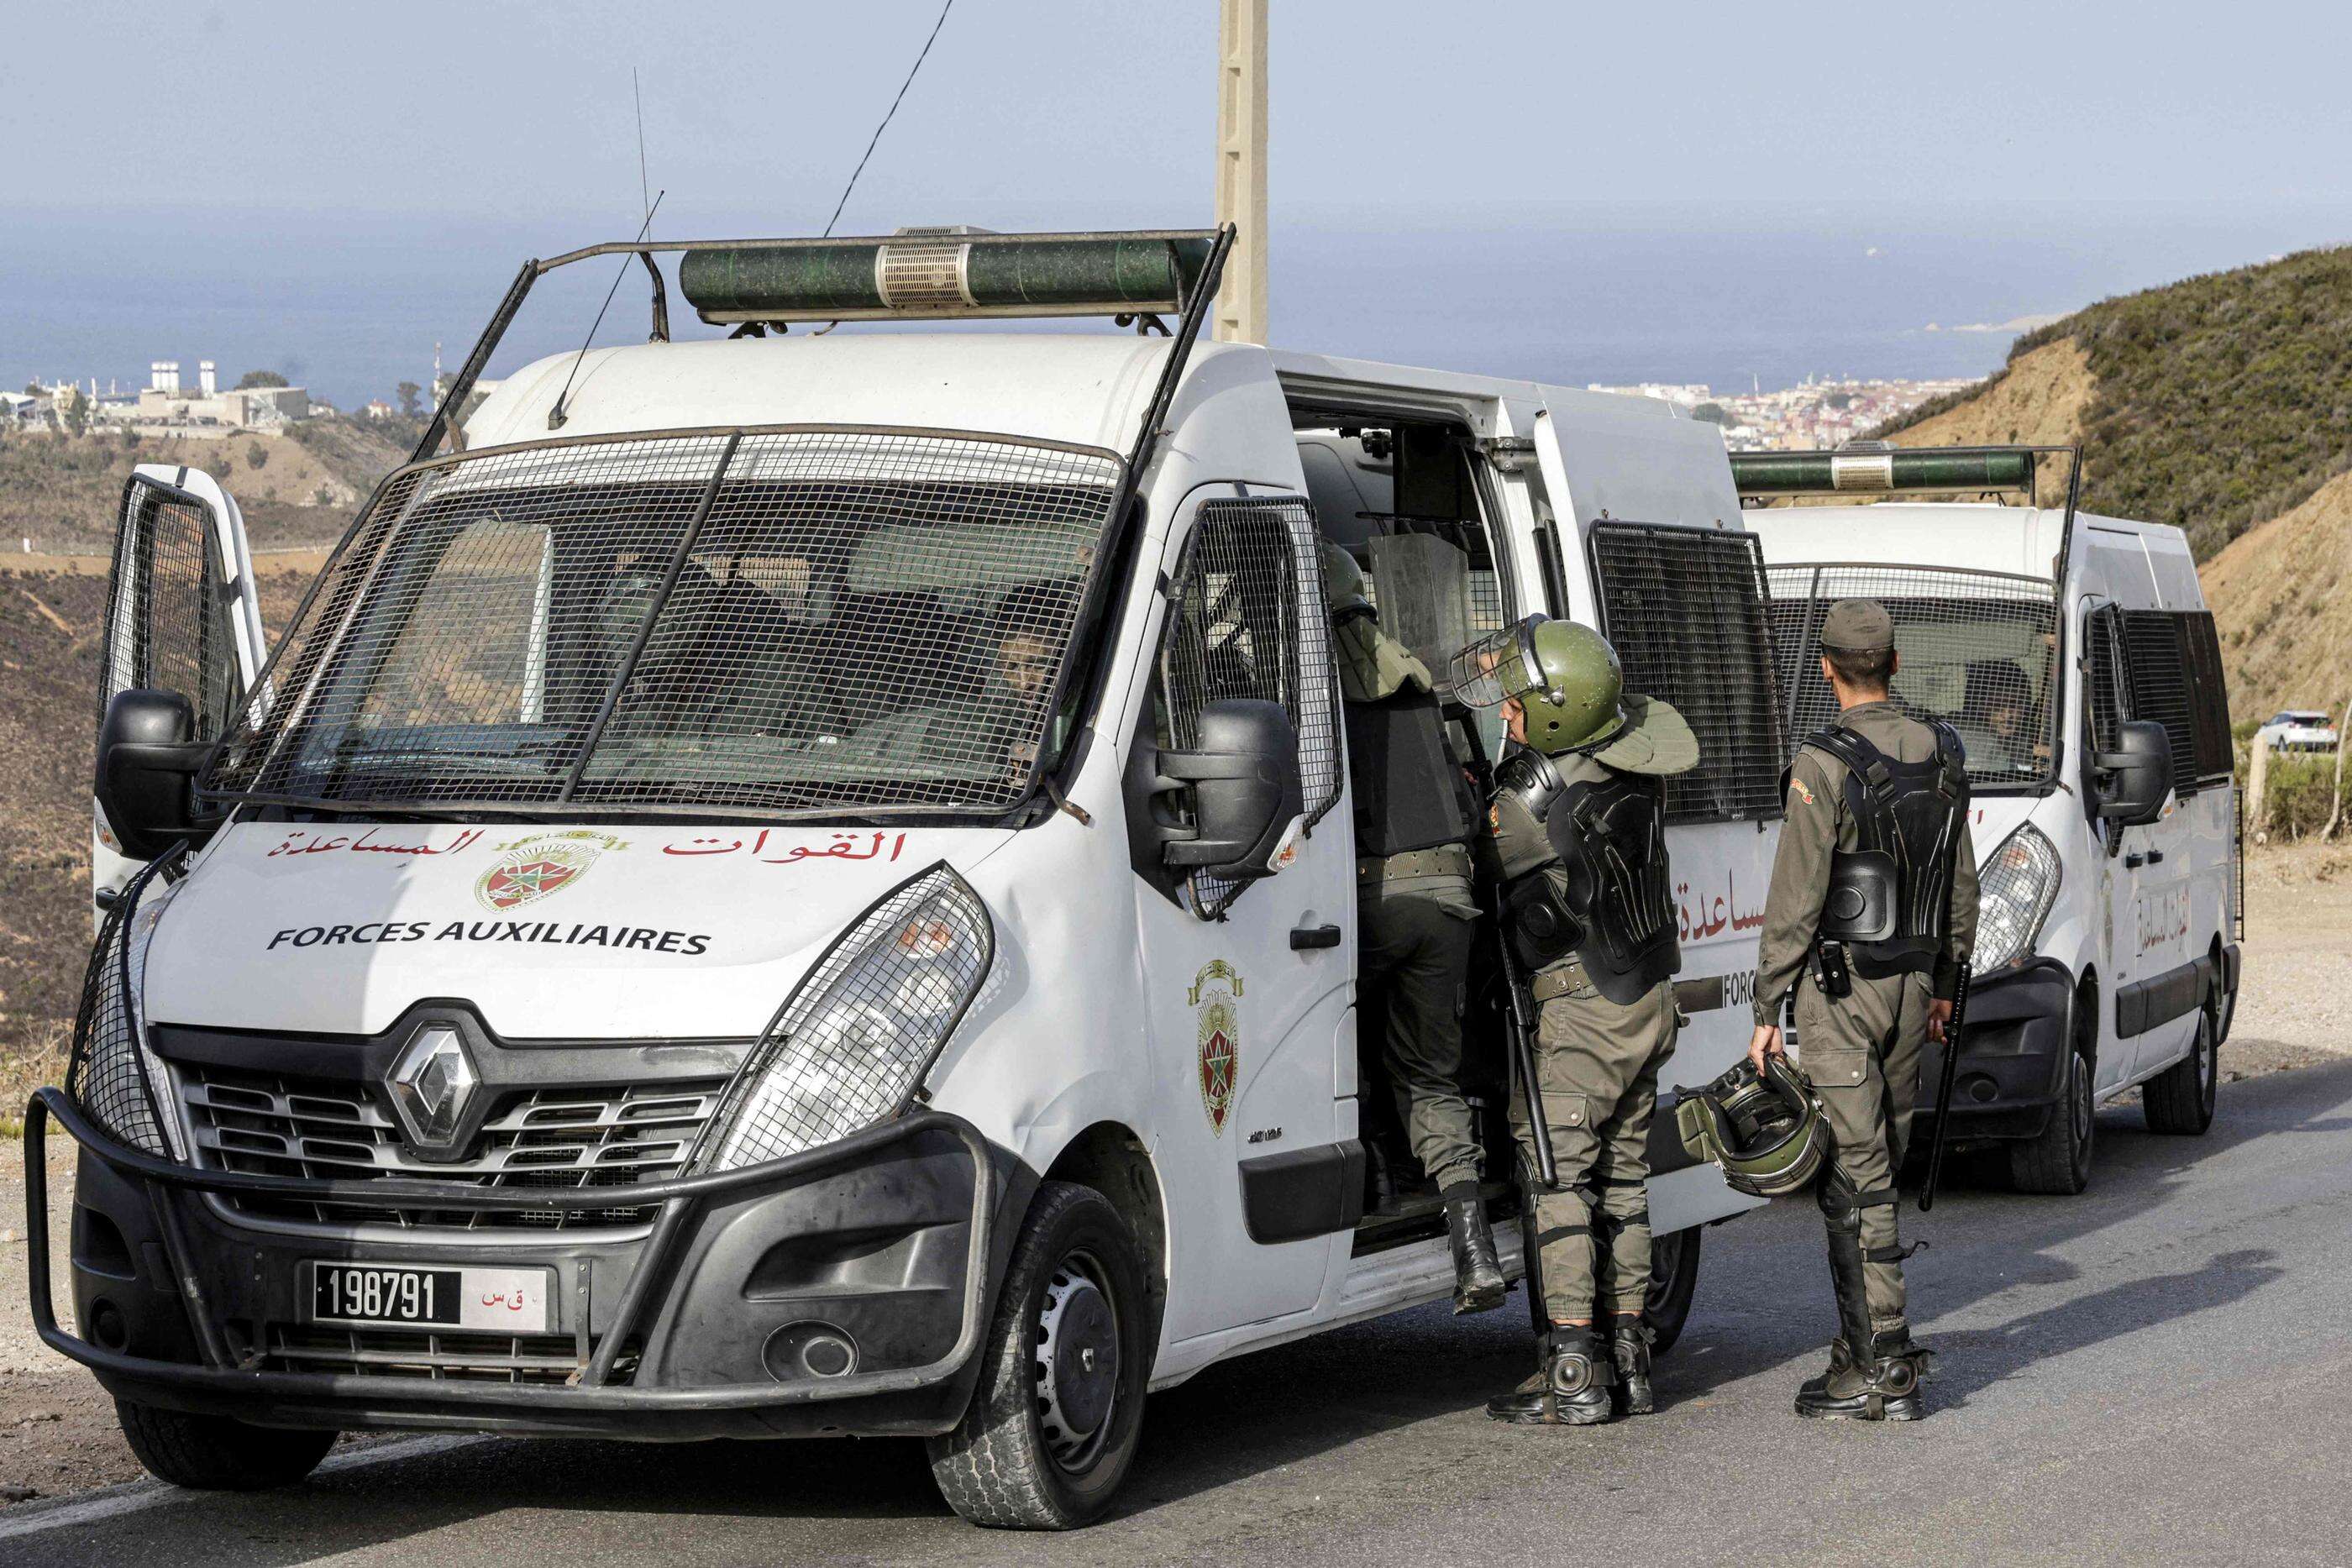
2010 1043 2095 1195
115 1400 335 1491
927 1182 1151 1530
1642 1225 1703 1356
2143 1009 2218 1135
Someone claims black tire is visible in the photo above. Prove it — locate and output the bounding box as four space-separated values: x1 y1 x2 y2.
2010 1044 2095 1195
115 1400 335 1491
2144 1009 2218 1135
1642 1225 1703 1356
927 1181 1152 1530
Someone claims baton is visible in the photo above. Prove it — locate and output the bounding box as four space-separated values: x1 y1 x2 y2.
1919 960 1972 1213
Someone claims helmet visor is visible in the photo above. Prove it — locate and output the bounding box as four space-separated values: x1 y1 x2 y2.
1447 617 1548 709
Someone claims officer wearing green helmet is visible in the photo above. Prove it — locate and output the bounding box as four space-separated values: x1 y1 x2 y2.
1450 614 1698 1424
1323 545 1504 1314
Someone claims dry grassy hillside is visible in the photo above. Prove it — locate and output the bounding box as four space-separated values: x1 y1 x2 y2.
0 420 408 556
1884 338 2092 507
0 568 311 1113
2202 470 2352 719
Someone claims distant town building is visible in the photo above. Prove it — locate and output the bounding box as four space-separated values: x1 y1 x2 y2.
364 400 395 420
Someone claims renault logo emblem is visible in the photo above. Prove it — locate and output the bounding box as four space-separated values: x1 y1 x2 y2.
386 1024 478 1158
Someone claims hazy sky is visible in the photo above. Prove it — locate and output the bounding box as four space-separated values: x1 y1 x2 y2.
13 1 2352 222
8 2 2352 402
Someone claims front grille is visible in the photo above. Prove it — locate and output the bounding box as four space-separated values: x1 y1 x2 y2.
259 1323 595 1385
181 1065 726 1231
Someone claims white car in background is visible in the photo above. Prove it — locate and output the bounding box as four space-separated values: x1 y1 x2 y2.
2255 710 2337 753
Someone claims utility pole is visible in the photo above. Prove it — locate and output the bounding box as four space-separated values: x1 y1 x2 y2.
1212 0 1268 344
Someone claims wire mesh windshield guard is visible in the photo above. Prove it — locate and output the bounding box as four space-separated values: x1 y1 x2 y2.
101 475 240 736
1157 497 1342 918
203 427 1126 819
1766 562 2061 789
696 863 992 1172
66 847 187 1158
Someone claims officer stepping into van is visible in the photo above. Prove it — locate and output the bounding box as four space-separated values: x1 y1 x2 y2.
1325 545 1504 1312
1749 598 1979 1421
1451 616 1697 1425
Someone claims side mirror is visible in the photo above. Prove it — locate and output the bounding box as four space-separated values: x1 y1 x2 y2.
96 689 216 860
1137 699 1305 884
2092 718 2171 826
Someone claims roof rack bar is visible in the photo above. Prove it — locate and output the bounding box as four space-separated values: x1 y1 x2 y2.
536 228 1221 272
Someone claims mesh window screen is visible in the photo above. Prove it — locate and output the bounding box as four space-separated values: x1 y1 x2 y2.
1589 522 1786 822
2178 611 2234 784
2084 608 2128 756
1765 563 2060 789
101 476 239 734
206 428 1124 816
2124 610 2200 797
66 847 185 1157
1157 496 1339 916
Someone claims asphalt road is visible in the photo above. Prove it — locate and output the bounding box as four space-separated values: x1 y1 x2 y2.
8 1061 2351 1568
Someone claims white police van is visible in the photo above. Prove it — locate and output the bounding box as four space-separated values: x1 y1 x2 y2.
37 226 1786 1529
1738 448 2241 1194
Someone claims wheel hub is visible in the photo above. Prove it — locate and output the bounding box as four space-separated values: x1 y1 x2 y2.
1035 1257 1119 1471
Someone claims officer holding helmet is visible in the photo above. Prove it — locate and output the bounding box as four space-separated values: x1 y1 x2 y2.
1750 598 1978 1421
1450 614 1697 1425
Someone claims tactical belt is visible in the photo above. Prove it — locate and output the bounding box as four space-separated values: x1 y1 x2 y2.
1356 843 1474 884
1529 961 1593 1004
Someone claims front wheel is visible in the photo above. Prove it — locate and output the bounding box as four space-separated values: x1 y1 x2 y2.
2010 1045 2095 1195
116 1400 335 1491
2143 1010 2218 1135
927 1181 1152 1530
1642 1225 1703 1356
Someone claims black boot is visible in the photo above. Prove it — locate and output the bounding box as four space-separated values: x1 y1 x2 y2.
1442 1189 1505 1314
1795 1221 1923 1422
1486 1328 1615 1426
1609 1317 1654 1416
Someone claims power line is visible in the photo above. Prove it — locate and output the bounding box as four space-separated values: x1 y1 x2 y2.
821 0 956 239
633 68 652 228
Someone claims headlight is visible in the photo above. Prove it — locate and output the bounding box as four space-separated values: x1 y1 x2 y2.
1972 823 2061 973
698 864 993 1172
66 851 188 1159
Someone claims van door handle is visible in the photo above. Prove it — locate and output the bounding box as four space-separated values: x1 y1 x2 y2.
1289 923 1343 951
2125 852 2146 868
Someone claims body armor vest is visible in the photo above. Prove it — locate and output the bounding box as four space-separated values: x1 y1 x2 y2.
1800 721 1970 980
1345 687 1477 860
1499 750 1682 1006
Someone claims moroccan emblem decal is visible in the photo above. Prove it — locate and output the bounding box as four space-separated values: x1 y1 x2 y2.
474 831 628 913
1189 959 1243 1136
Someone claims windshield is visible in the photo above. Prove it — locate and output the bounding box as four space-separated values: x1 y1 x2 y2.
1767 563 2059 789
206 427 1125 817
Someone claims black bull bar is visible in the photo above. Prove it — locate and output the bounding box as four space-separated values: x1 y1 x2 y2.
21 1087 996 1420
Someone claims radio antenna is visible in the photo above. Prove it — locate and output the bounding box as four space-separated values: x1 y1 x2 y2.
633 67 653 228
821 0 955 238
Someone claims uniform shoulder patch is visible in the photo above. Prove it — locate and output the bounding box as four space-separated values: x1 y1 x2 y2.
1789 776 1816 807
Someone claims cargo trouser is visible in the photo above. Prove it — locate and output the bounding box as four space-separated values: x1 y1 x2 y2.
1357 867 1483 1191
1509 967 1677 1322
1793 969 1930 1335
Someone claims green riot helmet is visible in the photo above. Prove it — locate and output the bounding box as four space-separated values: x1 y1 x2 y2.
1447 615 1627 756
1320 542 1373 621
1674 1057 1831 1199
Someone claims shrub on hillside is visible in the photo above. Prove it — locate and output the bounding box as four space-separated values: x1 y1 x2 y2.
2257 751 2346 840
1874 245 2352 560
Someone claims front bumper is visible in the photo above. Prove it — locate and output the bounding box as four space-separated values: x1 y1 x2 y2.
1914 957 2074 1142
24 1088 1016 1441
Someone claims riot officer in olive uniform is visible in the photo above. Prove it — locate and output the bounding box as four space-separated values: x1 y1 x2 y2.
1749 599 1978 1421
1325 546 1504 1313
1450 615 1698 1425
